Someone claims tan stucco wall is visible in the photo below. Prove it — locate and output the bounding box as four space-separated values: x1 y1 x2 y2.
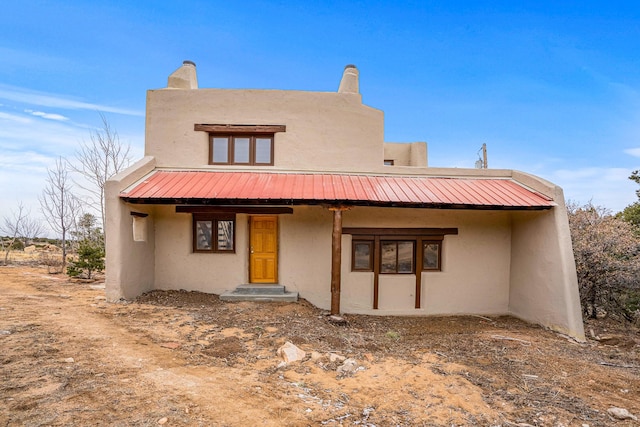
383 142 428 166
279 207 333 307
152 207 250 293
340 208 512 315
136 205 514 316
150 206 334 304
105 157 157 301
145 89 385 173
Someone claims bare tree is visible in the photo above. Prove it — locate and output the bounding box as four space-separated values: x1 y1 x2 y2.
20 216 45 248
0 202 28 265
567 201 640 321
71 113 131 233
40 157 81 269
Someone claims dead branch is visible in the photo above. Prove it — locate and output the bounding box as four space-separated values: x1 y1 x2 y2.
490 335 531 346
598 362 639 369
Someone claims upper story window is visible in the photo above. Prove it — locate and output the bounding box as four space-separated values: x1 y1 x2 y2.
194 124 286 167
210 135 274 165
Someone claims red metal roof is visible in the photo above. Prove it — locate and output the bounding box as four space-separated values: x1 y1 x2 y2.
120 170 555 209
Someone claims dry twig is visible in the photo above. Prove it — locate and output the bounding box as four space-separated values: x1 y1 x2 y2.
490 335 531 346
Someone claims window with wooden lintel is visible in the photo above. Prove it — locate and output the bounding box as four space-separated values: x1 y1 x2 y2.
194 124 286 166
347 228 455 274
344 227 457 309
210 135 274 165
192 213 236 253
351 238 442 273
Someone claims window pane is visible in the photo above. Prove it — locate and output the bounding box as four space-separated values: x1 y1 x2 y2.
354 241 372 270
255 137 272 164
212 137 229 163
234 137 250 163
380 241 397 273
423 242 439 269
217 220 234 251
397 241 414 273
196 221 213 250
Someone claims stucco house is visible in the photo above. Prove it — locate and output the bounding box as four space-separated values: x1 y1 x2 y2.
105 61 585 340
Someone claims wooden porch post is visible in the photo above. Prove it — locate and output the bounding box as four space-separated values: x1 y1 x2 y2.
330 207 344 315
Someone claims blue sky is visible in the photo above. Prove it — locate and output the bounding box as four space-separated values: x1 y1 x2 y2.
1 1 640 231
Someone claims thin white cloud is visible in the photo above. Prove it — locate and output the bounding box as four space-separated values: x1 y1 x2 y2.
0 84 144 117
0 150 55 173
624 148 640 158
0 111 32 124
26 110 70 121
0 117 88 153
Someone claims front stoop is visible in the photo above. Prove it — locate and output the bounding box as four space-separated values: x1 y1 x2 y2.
219 284 298 302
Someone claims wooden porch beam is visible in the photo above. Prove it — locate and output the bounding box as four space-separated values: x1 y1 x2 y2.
176 206 293 214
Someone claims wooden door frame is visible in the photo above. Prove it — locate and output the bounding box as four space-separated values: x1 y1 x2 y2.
248 215 279 284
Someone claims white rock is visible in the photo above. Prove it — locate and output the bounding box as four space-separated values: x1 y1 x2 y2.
277 342 306 363
63 357 75 363
337 358 359 375
608 407 637 420
329 353 346 363
157 417 168 425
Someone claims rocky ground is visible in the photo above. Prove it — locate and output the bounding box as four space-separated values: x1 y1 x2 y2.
1 265 639 426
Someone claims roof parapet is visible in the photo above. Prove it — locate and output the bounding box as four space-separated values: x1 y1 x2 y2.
167 60 198 89
338 64 359 94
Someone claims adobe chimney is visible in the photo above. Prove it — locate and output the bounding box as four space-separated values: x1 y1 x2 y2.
338 64 359 94
167 60 198 89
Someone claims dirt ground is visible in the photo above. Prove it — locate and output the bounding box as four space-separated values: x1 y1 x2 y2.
1 265 639 426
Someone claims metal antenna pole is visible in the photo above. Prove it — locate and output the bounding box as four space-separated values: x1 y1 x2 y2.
482 143 488 169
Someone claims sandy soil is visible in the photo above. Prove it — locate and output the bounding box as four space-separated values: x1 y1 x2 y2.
1 265 639 426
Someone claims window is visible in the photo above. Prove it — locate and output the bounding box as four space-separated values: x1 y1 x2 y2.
384 159 395 166
381 241 415 274
193 213 235 253
352 240 373 271
210 135 274 165
347 228 454 274
351 238 434 274
422 241 441 270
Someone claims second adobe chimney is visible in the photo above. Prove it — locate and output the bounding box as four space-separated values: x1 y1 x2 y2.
338 64 359 94
167 60 198 89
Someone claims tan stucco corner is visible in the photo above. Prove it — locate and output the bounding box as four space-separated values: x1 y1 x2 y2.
105 156 157 302
508 172 585 341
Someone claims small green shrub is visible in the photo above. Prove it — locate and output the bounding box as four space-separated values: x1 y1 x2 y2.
385 330 401 340
624 291 640 313
66 240 105 279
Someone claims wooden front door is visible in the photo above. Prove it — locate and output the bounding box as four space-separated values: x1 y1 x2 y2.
249 216 278 283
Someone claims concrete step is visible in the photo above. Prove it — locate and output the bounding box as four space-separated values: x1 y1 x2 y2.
232 284 286 295
219 284 298 302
